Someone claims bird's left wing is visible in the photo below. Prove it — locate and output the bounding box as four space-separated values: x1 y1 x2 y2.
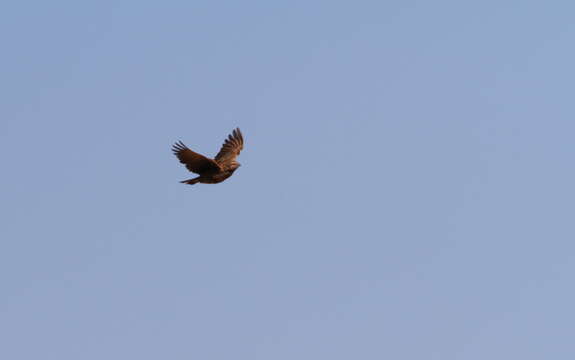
172 141 221 174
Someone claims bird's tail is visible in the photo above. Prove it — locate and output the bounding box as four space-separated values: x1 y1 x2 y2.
180 177 200 185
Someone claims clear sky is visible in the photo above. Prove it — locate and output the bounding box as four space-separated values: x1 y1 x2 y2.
2 1 574 359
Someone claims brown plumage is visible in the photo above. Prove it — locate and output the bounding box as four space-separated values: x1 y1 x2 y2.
172 128 244 185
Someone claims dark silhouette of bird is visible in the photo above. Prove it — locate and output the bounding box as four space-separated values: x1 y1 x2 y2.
172 128 244 185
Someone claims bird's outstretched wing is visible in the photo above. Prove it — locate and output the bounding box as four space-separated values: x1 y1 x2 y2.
172 141 221 174
214 128 244 166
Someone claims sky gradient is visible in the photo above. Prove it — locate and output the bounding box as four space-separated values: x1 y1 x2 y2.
2 1 574 359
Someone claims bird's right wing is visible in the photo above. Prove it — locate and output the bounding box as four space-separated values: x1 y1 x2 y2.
172 141 221 174
214 128 244 166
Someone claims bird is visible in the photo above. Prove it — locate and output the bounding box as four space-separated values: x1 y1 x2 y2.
172 128 244 185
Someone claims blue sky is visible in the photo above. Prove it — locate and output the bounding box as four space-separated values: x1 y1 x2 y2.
2 1 574 359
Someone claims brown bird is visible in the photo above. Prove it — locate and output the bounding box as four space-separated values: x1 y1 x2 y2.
172 128 244 185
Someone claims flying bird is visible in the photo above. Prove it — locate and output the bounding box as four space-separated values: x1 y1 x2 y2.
172 128 244 185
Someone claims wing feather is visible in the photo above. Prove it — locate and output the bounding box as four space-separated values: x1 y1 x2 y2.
172 141 221 174
214 128 244 166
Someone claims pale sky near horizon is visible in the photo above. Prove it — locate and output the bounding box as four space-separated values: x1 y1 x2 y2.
2 1 575 359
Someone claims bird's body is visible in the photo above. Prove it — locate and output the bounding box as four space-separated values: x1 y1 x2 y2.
172 128 244 185
181 167 238 185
